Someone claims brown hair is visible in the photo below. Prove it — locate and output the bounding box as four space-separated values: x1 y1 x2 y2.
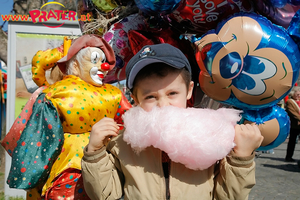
131 63 191 96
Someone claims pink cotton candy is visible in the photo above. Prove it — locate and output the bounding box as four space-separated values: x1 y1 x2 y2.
122 106 242 170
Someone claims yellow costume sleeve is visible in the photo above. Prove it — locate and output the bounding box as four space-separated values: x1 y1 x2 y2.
32 48 64 87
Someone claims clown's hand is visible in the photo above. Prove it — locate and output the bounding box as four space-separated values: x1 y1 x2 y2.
87 117 120 152
233 124 264 157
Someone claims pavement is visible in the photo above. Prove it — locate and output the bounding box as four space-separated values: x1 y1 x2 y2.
0 127 5 194
0 162 3 194
0 138 299 199
249 139 300 200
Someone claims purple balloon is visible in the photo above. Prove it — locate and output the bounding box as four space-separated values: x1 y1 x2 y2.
115 55 125 69
135 0 183 15
288 0 300 5
255 0 300 28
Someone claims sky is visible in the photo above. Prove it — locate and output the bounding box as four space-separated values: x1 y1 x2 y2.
0 0 56 32
0 0 14 32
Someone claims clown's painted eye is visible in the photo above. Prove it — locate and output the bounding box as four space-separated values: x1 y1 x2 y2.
100 50 106 63
91 52 100 64
91 51 106 64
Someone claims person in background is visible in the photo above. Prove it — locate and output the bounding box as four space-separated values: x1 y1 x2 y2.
285 86 300 162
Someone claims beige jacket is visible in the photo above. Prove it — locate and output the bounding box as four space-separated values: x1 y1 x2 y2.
285 99 300 129
82 130 256 200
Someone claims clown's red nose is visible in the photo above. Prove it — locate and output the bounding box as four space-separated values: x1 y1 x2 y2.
101 63 110 71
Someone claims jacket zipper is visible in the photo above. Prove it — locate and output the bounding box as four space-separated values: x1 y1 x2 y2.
161 151 171 200
168 162 171 200
160 150 167 200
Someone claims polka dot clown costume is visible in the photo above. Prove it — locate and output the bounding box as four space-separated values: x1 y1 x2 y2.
2 34 132 200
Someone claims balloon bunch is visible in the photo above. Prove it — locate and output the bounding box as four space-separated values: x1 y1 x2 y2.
76 0 300 150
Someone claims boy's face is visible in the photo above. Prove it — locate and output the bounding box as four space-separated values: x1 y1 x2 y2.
131 71 194 112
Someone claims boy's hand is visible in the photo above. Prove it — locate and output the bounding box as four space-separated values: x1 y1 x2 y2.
233 124 264 157
87 117 120 152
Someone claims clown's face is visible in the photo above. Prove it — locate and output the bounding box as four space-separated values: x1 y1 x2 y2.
76 47 108 86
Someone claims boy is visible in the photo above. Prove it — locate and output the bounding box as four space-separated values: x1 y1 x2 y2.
81 44 264 200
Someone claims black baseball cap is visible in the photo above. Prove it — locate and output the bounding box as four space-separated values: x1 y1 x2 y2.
125 43 192 89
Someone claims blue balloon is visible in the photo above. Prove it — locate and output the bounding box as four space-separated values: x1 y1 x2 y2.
241 105 290 151
288 0 300 5
134 0 182 15
287 9 300 46
269 0 288 8
195 12 300 110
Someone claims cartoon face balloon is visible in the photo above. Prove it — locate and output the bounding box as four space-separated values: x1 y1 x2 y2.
195 12 300 110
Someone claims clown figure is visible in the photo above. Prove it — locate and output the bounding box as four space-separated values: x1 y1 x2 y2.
4 34 131 200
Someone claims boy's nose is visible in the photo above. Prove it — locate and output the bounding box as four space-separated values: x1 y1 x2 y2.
157 98 169 107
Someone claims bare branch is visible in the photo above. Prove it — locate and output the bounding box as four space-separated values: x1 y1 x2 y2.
0 0 77 65
0 28 7 65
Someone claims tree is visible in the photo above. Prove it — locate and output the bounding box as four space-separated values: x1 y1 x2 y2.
0 28 7 64
0 0 77 65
